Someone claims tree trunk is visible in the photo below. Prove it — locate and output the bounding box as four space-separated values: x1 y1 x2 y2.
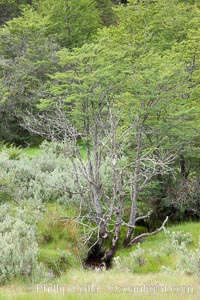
180 155 189 181
124 126 142 246
103 190 124 260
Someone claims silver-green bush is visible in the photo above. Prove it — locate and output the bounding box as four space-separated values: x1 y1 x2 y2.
0 204 40 284
0 141 117 206
175 236 200 278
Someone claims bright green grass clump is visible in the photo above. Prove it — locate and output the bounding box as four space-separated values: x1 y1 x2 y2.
22 143 87 159
37 204 87 274
0 144 40 158
22 147 40 156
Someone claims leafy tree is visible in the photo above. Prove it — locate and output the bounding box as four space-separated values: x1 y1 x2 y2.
36 0 102 48
0 10 59 144
156 26 200 221
113 0 200 222
0 0 103 144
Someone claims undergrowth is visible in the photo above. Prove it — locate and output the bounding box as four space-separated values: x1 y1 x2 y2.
114 222 200 277
37 204 86 277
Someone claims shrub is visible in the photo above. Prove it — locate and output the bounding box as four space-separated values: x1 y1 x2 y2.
164 229 193 251
177 247 200 277
0 204 41 284
0 142 75 205
0 143 22 160
114 229 199 275
0 140 117 206
114 244 146 272
162 230 200 277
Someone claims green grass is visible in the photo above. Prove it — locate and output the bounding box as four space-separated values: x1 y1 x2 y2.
0 294 199 300
22 143 87 159
22 147 40 156
0 271 199 300
36 204 87 274
115 222 200 273
38 204 200 276
0 222 199 299
167 222 200 247
0 144 40 158
139 222 200 253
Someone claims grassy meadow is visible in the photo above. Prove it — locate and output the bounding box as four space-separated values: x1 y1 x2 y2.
0 271 199 300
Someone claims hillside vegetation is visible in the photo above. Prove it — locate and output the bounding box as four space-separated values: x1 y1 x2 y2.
0 222 199 299
0 0 200 296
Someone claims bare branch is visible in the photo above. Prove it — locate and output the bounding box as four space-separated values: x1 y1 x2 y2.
126 216 169 247
135 210 153 223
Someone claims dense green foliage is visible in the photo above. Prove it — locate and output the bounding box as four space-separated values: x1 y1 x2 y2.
0 0 199 284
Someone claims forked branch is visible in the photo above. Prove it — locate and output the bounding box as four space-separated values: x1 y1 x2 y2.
125 216 168 247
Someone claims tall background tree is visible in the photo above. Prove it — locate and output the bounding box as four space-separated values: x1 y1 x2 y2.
0 0 104 144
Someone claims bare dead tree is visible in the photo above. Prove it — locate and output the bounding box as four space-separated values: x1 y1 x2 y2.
22 94 176 264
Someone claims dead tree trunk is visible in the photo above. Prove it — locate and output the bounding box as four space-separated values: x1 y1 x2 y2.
23 99 173 266
124 124 142 246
